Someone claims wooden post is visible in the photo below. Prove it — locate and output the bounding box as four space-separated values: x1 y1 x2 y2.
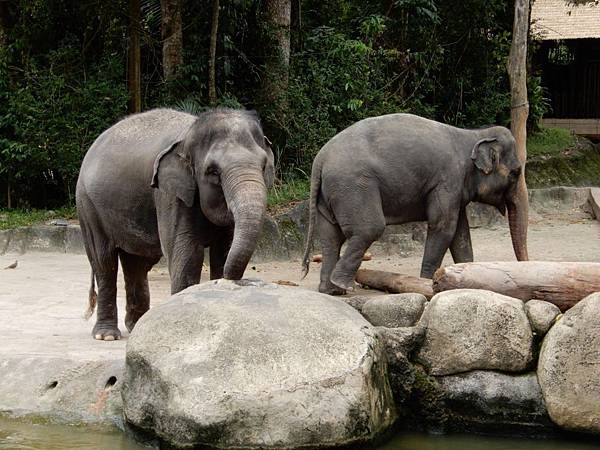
208 0 220 105
507 0 531 259
128 0 142 113
433 262 600 312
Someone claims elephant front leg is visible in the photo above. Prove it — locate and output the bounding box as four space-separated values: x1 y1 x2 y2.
168 240 205 294
209 226 234 280
449 207 474 263
421 193 460 279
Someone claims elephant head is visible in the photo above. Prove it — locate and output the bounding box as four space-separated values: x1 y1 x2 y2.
470 127 528 261
151 109 274 279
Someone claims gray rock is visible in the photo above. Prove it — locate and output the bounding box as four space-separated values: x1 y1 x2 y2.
341 295 371 312
538 292 600 433
122 279 396 449
416 289 533 376
437 371 551 431
50 218 69 227
524 300 560 336
375 326 426 357
362 294 427 327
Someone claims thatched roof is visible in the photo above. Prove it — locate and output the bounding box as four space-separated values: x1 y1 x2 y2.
531 0 600 40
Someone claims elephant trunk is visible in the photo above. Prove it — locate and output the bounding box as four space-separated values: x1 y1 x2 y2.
221 166 267 280
506 175 529 261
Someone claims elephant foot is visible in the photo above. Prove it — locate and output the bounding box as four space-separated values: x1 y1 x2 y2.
125 309 148 333
319 280 347 296
93 322 122 341
330 272 356 292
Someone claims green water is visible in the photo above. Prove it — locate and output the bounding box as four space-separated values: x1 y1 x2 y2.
0 416 147 450
1 416 600 450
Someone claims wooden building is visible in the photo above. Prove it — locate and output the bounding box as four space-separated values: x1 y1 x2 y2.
531 0 600 137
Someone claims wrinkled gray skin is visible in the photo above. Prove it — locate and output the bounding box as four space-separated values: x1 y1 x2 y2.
302 113 527 295
76 108 274 340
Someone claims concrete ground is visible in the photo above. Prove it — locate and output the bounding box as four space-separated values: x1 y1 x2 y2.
0 199 599 424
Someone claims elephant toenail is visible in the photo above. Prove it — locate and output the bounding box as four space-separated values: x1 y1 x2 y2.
104 335 115 341
95 334 103 340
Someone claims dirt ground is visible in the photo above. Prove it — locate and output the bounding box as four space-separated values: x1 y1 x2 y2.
1 213 599 359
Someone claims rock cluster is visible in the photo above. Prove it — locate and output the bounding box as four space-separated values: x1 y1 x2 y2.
121 281 600 448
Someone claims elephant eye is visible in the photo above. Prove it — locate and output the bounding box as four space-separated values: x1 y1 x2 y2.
205 166 221 185
510 167 521 179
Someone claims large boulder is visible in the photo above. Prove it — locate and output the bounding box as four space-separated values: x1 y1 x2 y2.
416 289 533 376
122 279 396 449
361 294 427 328
538 292 600 433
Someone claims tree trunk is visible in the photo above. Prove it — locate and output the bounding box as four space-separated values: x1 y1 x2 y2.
507 0 531 260
355 269 434 299
208 0 219 105
0 0 8 48
433 262 600 312
161 0 184 82
262 0 291 114
128 0 142 113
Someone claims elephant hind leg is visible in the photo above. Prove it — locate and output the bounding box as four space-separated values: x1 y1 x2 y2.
119 251 160 333
330 191 385 291
316 209 346 295
78 194 121 341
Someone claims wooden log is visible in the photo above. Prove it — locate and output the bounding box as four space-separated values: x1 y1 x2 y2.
355 269 433 299
433 262 600 312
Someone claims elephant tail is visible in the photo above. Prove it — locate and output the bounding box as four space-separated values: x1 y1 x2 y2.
83 269 97 320
301 155 323 279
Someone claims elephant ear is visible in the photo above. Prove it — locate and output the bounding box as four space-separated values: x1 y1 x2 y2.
151 141 196 207
471 137 498 175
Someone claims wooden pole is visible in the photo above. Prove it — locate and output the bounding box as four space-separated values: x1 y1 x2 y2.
507 0 531 259
355 269 434 299
128 0 141 113
433 262 600 312
208 0 220 105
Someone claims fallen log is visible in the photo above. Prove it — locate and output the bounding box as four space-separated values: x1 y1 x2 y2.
433 261 600 312
355 269 433 299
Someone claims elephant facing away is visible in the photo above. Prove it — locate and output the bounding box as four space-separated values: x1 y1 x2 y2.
76 108 274 340
302 113 528 295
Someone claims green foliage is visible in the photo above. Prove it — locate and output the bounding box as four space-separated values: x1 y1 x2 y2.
527 127 577 157
0 206 77 230
283 24 410 170
0 0 560 209
267 178 311 208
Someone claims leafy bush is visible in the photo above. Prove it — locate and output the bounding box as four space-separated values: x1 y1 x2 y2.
0 50 128 207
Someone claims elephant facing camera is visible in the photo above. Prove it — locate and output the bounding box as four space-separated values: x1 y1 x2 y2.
76 108 274 341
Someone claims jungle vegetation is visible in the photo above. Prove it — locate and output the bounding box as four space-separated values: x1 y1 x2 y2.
0 0 552 209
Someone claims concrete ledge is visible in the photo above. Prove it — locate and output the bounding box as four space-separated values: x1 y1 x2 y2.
590 188 600 221
0 357 124 426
